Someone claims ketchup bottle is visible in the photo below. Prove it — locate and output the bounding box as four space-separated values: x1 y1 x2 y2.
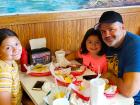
20 48 28 72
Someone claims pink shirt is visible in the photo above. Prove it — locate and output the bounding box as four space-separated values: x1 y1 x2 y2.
78 52 107 74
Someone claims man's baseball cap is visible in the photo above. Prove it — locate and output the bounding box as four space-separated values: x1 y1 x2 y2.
99 11 123 23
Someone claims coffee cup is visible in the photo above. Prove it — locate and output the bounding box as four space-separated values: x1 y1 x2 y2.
55 50 65 63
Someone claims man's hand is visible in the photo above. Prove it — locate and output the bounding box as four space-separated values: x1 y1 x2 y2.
102 72 140 97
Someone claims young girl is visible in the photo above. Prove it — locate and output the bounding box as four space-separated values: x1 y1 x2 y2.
0 28 22 105
67 28 107 74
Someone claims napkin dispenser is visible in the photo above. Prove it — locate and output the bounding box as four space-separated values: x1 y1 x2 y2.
29 38 51 64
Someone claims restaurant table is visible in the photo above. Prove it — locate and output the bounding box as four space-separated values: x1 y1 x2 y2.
19 70 134 105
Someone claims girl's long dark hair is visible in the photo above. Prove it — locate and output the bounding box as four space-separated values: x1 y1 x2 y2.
0 28 18 45
80 28 106 56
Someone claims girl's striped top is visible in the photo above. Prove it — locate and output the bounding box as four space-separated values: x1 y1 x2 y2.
0 60 22 105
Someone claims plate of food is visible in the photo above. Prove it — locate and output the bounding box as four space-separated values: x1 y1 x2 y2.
49 62 76 86
54 69 74 86
55 64 86 76
24 64 51 76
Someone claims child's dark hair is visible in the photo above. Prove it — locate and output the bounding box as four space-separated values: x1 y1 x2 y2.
0 28 18 45
80 28 106 56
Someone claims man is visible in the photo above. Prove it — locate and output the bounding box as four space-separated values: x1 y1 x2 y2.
97 11 140 105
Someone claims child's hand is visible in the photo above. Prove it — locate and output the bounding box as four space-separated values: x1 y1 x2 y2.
65 50 77 61
65 50 72 55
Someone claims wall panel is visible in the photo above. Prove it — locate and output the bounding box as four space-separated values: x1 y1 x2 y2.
0 6 140 52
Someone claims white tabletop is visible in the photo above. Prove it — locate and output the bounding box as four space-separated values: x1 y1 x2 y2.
19 69 134 105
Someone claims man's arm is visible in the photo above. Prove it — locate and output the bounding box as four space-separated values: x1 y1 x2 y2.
109 72 140 97
0 91 11 105
117 72 140 97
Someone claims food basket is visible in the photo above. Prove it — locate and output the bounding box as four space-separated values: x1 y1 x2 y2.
43 84 70 105
70 80 90 101
70 64 86 76
104 85 118 98
49 62 76 86
24 64 51 76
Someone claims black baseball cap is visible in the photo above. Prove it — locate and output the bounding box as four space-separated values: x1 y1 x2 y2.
99 11 123 24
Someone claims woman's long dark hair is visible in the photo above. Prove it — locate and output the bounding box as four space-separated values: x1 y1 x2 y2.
80 28 106 56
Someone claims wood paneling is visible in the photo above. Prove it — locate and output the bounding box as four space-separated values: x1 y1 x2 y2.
0 6 140 53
